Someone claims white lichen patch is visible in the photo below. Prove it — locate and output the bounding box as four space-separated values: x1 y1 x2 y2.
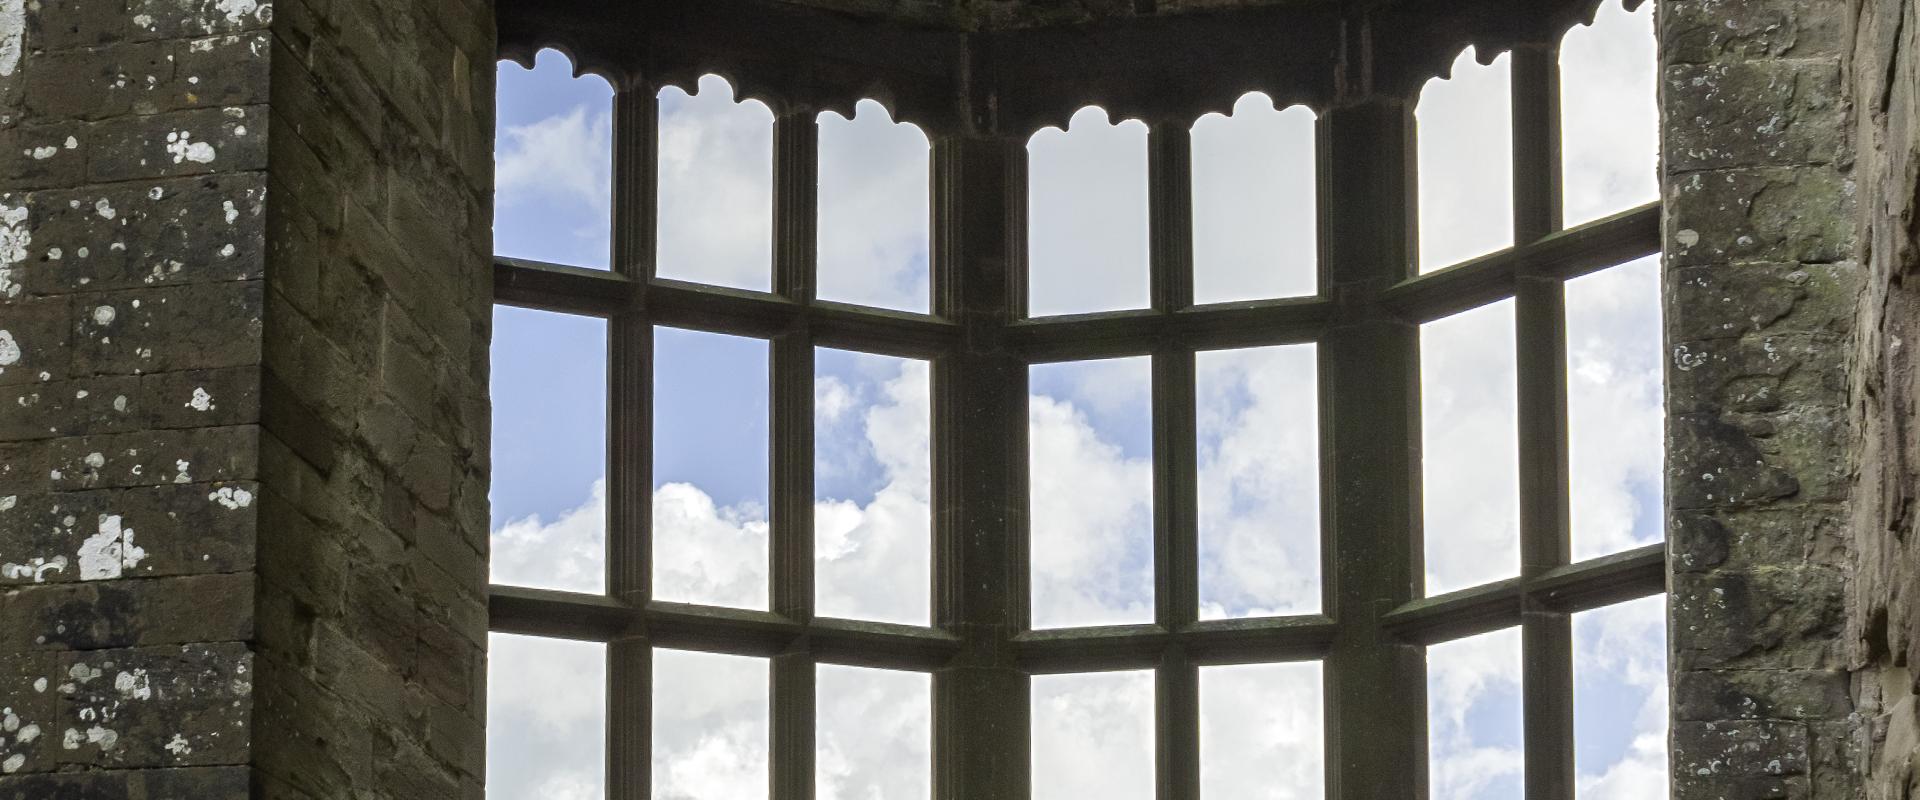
92 305 115 326
173 460 191 483
164 733 191 756
0 495 12 511
187 387 214 411
93 198 115 220
0 0 23 78
27 145 54 160
209 486 252 510
1 556 67 583
0 202 29 300
77 515 146 580
222 200 238 224
0 753 20 774
112 669 150 701
214 0 262 26
0 330 20 371
164 131 216 165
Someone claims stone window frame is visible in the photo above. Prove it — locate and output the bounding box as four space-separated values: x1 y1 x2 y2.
483 6 1667 799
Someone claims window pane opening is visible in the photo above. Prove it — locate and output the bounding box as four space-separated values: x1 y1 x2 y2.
653 648 770 800
818 100 932 314
1030 356 1155 629
494 50 613 269
818 664 932 799
1421 300 1519 596
654 326 771 609
1560 0 1658 227
657 74 775 292
1200 661 1325 799
490 307 608 594
815 348 932 626
1574 596 1668 798
488 633 606 799
1191 93 1317 304
1567 256 1664 562
1427 627 1524 800
1417 47 1514 273
1027 106 1151 317
1033 670 1155 800
1197 344 1320 618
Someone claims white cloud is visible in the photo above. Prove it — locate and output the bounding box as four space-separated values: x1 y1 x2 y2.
1028 392 1154 629
1196 344 1321 618
1199 662 1325 800
818 101 933 313
495 104 613 217
1027 107 1152 316
656 75 775 292
1032 671 1155 799
1418 47 1514 271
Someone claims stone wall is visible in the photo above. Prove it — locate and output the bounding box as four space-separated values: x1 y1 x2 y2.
0 0 270 796
252 0 494 797
1661 0 1865 797
1847 0 1920 797
0 0 494 796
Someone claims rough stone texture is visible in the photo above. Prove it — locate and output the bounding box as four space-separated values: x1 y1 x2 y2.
1846 0 1920 797
0 0 492 795
1662 0 1866 797
0 0 270 793
254 0 494 796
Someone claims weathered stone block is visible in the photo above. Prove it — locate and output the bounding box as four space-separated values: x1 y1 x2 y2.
1666 59 1847 171
1676 669 1854 721
1668 333 1849 415
71 281 263 376
28 174 266 295
88 105 266 183
1662 0 1850 64
1673 567 1846 671
0 651 61 776
1668 262 1861 341
47 425 258 491
54 643 252 768
1666 167 1855 267
1670 506 1847 575
24 0 132 53
0 297 70 387
0 124 86 190
0 572 252 651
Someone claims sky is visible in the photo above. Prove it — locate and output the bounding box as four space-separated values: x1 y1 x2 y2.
485 1 1664 797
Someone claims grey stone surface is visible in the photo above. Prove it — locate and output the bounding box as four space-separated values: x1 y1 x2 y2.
1662 0 1866 798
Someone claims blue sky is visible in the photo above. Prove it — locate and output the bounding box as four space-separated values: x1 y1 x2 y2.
486 2 1666 797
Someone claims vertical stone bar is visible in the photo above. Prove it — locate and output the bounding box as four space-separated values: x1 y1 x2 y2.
771 110 821 800
1317 99 1428 800
931 136 1031 800
1149 120 1201 800
1511 43 1575 800
609 83 659 800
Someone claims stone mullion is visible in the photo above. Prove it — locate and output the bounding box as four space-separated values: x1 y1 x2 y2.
1511 43 1576 800
1317 98 1429 800
930 135 1031 800
770 110 820 800
608 81 659 800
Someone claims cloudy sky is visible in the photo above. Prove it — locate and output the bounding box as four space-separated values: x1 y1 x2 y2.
485 1 1664 797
